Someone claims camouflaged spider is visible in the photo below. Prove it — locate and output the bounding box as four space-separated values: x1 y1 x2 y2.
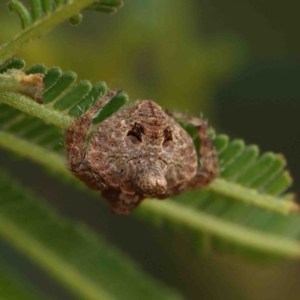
66 89 219 215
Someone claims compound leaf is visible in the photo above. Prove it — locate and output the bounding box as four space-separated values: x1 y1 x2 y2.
0 0 123 62
0 60 300 260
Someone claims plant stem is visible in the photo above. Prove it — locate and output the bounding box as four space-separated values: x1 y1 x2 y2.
0 132 67 174
0 93 72 128
210 179 299 214
139 200 300 259
0 0 95 62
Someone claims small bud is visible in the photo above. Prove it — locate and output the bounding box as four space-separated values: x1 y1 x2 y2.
69 13 83 26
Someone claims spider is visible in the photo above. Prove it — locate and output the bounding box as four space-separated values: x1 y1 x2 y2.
66 89 219 215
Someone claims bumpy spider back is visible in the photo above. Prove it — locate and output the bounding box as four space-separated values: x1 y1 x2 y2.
86 100 198 196
66 89 218 215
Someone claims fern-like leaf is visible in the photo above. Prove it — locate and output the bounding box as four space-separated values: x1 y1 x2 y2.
0 60 296 213
0 60 300 260
0 0 123 62
8 0 123 28
0 169 183 300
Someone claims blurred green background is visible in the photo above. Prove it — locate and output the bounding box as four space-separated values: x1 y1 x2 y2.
1 1 300 299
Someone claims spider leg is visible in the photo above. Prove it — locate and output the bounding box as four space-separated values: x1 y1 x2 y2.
166 110 219 189
102 188 144 215
66 88 122 172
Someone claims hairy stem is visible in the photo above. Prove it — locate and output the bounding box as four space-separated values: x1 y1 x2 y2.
0 93 72 128
0 132 67 175
0 0 95 62
209 179 298 214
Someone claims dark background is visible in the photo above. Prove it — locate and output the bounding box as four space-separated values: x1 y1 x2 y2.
1 1 300 299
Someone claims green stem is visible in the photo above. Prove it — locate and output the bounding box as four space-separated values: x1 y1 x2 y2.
0 131 86 191
209 179 298 214
139 200 300 259
0 0 95 62
0 131 67 174
0 93 72 128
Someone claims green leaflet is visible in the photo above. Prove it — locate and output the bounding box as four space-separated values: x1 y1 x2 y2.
7 0 123 28
0 58 25 73
0 170 183 300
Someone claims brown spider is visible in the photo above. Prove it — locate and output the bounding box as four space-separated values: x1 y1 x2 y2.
66 89 219 215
